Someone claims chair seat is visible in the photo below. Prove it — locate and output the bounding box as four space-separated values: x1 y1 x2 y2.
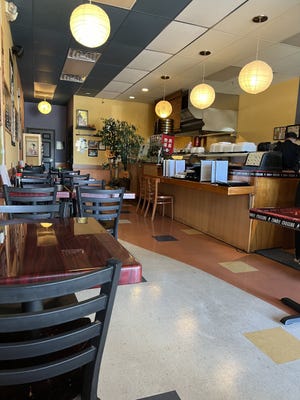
144 177 174 221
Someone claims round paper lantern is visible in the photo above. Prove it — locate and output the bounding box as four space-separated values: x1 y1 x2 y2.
190 83 215 109
38 100 52 115
155 100 172 119
238 60 273 94
70 3 110 48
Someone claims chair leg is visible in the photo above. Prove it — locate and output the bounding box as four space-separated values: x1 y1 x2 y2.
151 200 158 221
144 200 150 217
171 200 174 219
136 196 141 212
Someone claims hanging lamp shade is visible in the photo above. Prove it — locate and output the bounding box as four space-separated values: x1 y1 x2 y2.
155 100 172 119
190 83 215 110
238 60 273 94
38 100 52 115
70 3 110 48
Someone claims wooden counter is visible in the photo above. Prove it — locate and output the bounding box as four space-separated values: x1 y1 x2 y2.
158 177 255 252
157 175 299 253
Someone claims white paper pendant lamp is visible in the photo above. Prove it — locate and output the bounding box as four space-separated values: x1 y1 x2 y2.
190 83 215 110
238 60 273 94
155 100 173 119
70 3 110 48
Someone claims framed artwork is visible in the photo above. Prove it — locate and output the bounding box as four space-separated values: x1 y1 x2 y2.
88 149 98 157
98 141 106 151
273 126 286 140
88 140 98 149
23 133 42 165
76 109 88 127
286 124 300 137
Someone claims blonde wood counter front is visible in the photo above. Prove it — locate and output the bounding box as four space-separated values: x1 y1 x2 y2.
157 176 299 253
158 177 255 252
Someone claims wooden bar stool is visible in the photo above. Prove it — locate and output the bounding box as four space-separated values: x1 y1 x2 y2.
144 176 174 221
136 175 147 213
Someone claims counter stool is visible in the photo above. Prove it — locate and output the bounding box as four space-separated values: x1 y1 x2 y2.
144 176 174 221
136 175 147 213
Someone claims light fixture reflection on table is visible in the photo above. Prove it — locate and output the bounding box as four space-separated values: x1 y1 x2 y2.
70 1 110 48
38 100 52 115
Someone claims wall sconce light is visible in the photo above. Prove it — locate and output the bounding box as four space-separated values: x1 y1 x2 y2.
56 141 64 150
155 75 172 119
70 1 110 48
190 64 215 109
37 100 52 115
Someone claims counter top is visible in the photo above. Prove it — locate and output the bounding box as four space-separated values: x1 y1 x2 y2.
159 177 255 196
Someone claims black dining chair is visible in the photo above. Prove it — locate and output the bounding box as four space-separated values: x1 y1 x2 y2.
62 173 90 187
75 186 125 239
0 204 66 220
0 258 122 400
20 175 52 187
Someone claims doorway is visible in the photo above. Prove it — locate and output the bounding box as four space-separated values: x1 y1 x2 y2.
26 128 55 171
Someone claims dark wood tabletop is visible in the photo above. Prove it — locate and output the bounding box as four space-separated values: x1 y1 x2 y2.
0 217 142 285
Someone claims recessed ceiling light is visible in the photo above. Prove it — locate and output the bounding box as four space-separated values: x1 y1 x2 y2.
252 15 268 23
142 88 149 92
129 95 135 99
199 50 211 56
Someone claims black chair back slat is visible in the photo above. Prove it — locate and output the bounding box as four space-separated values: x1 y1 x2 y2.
0 258 122 399
75 186 125 239
0 204 64 220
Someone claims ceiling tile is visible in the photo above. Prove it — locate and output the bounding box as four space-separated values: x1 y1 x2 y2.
127 50 172 71
113 68 149 83
146 21 207 54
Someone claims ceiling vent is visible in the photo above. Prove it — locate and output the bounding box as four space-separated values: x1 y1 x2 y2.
60 48 101 84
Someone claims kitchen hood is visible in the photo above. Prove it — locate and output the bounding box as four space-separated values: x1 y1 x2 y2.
180 90 238 134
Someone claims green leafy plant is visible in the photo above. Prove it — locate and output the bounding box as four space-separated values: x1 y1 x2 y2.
97 118 144 170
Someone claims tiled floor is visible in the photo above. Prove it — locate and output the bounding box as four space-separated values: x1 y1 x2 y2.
96 205 300 399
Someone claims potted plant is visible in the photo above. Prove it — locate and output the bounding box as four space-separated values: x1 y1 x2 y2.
97 118 144 187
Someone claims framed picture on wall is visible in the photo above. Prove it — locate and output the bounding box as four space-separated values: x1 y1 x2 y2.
273 126 286 140
98 141 106 151
23 133 42 166
88 148 98 157
286 124 300 138
76 109 88 127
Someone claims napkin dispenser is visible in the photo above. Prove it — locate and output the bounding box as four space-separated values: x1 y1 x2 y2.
243 151 282 170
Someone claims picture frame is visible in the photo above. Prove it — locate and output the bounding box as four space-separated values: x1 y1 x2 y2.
23 133 42 165
286 124 300 138
88 148 98 157
98 141 106 151
76 109 88 127
273 126 286 141
88 140 98 149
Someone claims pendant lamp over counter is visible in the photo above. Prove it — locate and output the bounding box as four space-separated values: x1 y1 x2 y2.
70 1 110 48
238 59 273 94
38 100 52 115
190 63 215 110
190 83 215 110
155 75 172 119
238 16 273 94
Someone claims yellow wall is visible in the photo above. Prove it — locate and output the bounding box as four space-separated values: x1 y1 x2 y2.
237 77 299 143
1 0 23 170
73 95 155 166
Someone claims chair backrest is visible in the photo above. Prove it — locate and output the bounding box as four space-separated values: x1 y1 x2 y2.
0 259 122 400
0 203 65 220
145 176 159 201
62 173 90 187
3 185 58 219
20 175 52 187
75 186 125 239
75 179 106 188
23 165 44 174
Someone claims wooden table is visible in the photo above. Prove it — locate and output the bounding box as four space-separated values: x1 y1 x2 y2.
250 206 300 324
0 217 142 286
